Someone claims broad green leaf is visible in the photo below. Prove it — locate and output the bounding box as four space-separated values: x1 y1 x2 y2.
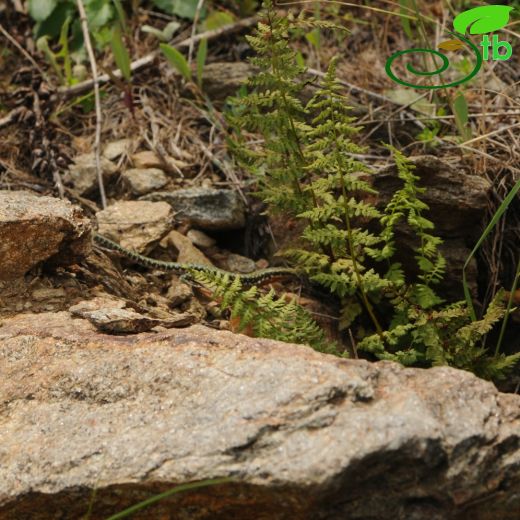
160 43 191 80
86 0 114 31
196 38 208 87
28 0 57 22
153 0 202 20
453 5 513 35
35 1 74 39
111 26 131 81
203 10 236 31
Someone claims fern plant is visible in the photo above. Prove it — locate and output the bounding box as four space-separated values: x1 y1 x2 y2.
219 1 520 381
188 270 333 353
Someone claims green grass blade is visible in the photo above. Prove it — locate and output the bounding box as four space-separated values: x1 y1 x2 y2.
160 43 192 81
111 26 131 82
196 38 208 88
105 478 232 520
463 176 520 320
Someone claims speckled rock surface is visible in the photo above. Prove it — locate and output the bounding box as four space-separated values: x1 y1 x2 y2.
95 200 174 252
0 311 519 520
141 188 246 230
0 191 90 280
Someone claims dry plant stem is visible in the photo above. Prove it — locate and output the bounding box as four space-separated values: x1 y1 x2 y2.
59 16 258 98
188 0 205 67
76 0 107 209
0 23 50 83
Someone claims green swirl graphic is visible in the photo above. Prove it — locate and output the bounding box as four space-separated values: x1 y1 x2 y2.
385 34 483 89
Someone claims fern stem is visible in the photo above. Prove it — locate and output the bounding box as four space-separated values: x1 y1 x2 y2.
326 98 384 336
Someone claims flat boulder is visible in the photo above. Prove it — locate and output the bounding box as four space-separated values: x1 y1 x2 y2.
0 311 518 519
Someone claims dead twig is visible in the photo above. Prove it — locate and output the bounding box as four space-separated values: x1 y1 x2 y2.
188 0 206 67
58 16 258 99
0 23 50 83
76 0 107 209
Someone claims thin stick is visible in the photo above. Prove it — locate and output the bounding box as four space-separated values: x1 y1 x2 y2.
188 0 205 67
0 23 50 83
58 16 258 98
76 0 107 209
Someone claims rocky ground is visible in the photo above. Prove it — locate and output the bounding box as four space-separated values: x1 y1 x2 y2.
1 2 519 518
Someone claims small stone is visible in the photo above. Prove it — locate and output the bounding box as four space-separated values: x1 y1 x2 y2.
165 230 213 266
226 253 256 274
141 188 246 230
255 258 269 270
64 153 118 196
131 151 188 173
186 229 216 249
96 201 174 252
122 168 168 196
166 278 193 307
103 139 133 161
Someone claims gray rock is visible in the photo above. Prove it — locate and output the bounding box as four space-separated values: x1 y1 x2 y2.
64 152 118 196
226 253 257 273
142 188 246 230
0 191 91 280
0 311 519 520
121 167 169 195
96 200 174 253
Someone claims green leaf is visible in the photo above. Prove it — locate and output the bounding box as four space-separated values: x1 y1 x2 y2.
153 0 202 20
399 0 414 39
295 51 305 68
203 10 236 31
160 43 191 80
112 0 127 32
141 21 181 42
453 5 513 35
453 91 471 140
28 0 57 22
86 0 114 31
196 38 208 87
305 28 321 49
111 26 131 81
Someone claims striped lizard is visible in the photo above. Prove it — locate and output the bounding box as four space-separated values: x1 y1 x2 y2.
93 232 298 287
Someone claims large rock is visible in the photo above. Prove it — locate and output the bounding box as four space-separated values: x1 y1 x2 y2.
0 191 90 280
1 311 519 520
142 188 246 230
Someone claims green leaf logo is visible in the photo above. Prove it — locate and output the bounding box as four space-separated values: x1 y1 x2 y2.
453 5 514 35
